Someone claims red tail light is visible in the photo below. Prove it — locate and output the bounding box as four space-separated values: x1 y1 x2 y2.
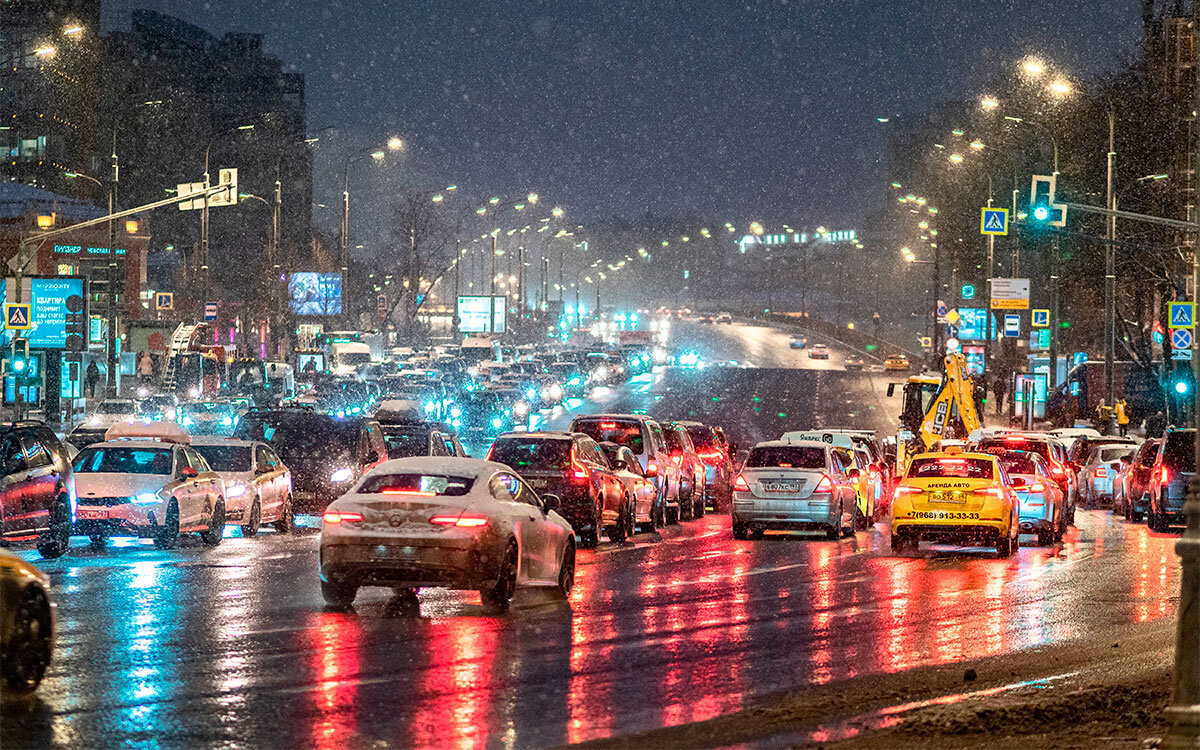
733 474 749 491
646 459 658 477
571 454 590 482
1094 467 1108 478
698 449 724 463
1027 481 1046 492
322 511 363 524
973 487 1004 498
430 514 489 528
893 486 922 498
812 475 833 493
1162 466 1171 484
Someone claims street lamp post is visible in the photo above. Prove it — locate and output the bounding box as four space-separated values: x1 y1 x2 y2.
341 138 402 326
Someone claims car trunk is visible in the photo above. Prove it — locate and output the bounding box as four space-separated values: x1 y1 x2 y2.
741 469 825 500
339 495 476 539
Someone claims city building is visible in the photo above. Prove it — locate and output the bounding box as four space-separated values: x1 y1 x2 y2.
0 0 102 202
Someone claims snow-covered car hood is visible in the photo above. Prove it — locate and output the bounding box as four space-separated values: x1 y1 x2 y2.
75 473 171 500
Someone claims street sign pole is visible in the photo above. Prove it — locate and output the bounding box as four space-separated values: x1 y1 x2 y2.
1049 237 1060 388
985 184 995 378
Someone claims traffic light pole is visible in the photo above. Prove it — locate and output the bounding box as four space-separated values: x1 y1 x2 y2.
1048 236 1059 390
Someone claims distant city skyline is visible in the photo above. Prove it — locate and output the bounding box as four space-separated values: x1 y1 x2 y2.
100 0 1142 244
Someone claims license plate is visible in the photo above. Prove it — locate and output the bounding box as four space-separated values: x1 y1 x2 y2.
762 480 800 493
77 508 108 520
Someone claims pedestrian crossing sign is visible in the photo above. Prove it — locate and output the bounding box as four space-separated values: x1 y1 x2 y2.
980 207 1009 236
1169 301 1195 329
155 292 174 311
4 304 30 330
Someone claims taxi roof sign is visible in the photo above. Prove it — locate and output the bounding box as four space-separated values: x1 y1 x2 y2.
104 421 192 444
780 430 855 449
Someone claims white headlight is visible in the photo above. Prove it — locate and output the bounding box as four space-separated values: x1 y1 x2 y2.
514 401 528 416
188 387 201 399
133 492 160 505
331 467 353 483
227 484 246 497
451 406 462 418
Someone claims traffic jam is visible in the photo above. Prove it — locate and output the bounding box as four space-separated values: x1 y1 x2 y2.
0 311 1178 701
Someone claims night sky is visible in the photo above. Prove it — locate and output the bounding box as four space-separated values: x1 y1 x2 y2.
100 0 1141 244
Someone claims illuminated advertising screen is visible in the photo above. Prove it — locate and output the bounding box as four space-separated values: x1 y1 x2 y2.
288 272 343 316
457 296 506 334
28 278 85 350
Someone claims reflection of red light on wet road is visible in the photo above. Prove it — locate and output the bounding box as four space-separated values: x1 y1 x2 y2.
409 617 498 750
308 613 362 750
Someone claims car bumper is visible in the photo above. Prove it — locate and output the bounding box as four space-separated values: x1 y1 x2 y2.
732 494 839 527
320 540 500 590
74 503 164 537
892 513 1010 541
1088 477 1114 499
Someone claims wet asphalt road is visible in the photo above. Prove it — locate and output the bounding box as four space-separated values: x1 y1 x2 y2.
2 320 1183 749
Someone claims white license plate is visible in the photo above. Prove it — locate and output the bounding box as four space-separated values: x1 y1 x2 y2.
78 508 109 520
762 481 800 493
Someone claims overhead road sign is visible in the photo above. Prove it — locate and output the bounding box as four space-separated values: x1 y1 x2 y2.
980 207 1009 235
1169 301 1195 329
204 302 218 322
991 278 1031 310
1031 309 1050 328
960 283 976 300
4 304 30 330
1172 328 1193 350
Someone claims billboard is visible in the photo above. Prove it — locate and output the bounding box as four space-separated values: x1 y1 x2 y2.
457 296 506 334
288 272 343 316
956 307 996 342
14 278 85 350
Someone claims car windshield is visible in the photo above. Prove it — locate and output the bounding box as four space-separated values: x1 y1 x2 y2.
192 445 252 472
98 401 135 414
978 439 1052 463
380 428 430 458
188 402 234 414
573 420 644 453
908 457 995 480
490 438 571 470
358 474 474 496
234 414 357 459
746 446 826 469
74 447 173 475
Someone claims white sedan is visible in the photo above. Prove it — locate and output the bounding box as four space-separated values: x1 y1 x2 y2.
192 437 294 536
318 457 576 611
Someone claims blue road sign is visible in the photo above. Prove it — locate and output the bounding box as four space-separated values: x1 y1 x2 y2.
1031 309 1050 328
936 302 948 318
155 292 174 311
1169 301 1195 329
946 325 959 339
1172 328 1192 350
4 304 30 331
204 302 218 322
1004 314 1020 338
980 208 1008 236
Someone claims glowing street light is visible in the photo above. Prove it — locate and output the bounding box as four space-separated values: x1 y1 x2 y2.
1048 79 1072 97
370 150 385 160
1021 57 1045 78
970 140 985 150
948 153 964 163
387 136 404 151
981 97 999 109
34 46 55 57
63 25 84 36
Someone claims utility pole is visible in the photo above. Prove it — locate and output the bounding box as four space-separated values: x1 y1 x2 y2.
488 233 498 334
1105 110 1117 406
931 238 941 365
541 257 550 311
1048 237 1060 388
517 244 525 319
271 164 281 356
341 165 351 327
984 176 995 378
452 239 460 339
106 134 120 397
201 145 211 317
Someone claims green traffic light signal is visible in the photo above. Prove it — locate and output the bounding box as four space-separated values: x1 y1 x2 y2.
11 359 26 373
1033 205 1050 222
1177 380 1190 395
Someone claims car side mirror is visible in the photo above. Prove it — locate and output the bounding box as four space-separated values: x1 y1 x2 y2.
542 493 561 512
180 466 199 478
612 459 627 471
256 464 272 475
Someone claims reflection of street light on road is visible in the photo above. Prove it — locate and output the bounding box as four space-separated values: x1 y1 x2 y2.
948 153 964 164
981 96 999 110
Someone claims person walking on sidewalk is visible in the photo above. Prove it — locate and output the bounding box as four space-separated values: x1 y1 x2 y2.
1096 399 1114 435
85 360 100 398
992 375 1007 417
1115 398 1130 437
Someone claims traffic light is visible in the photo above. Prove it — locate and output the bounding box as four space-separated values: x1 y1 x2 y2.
1177 380 1190 395
65 290 87 352
1028 175 1066 227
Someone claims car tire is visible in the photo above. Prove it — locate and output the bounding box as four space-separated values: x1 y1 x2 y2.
996 526 1016 557
680 487 694 521
607 498 629 544
482 541 518 612
88 535 105 550
201 499 226 547
1067 503 1076 526
1036 528 1053 546
653 497 667 530
275 496 294 534
732 520 749 540
36 496 71 560
154 500 180 550
2 586 52 695
242 498 261 538
320 579 358 608
694 487 706 518
557 541 575 599
853 504 869 531
826 522 841 541
1150 501 1170 533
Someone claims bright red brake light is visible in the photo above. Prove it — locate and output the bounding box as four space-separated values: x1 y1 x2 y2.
698 449 724 463
812 475 833 493
1094 467 1108 478
1162 467 1171 483
893 485 922 497
646 459 658 476
430 514 488 528
1027 481 1046 492
322 511 363 524
973 487 1004 498
599 421 618 429
571 454 590 482
733 474 750 491
938 458 966 465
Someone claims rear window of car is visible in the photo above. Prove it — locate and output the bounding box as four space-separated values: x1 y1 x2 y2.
684 425 719 451
908 457 995 479
1099 447 1136 462
978 439 1052 463
193 445 252 472
380 428 430 458
74 447 173 475
662 428 685 451
1162 432 1197 473
746 446 826 469
999 453 1037 475
358 473 474 496
572 419 644 453
489 438 571 470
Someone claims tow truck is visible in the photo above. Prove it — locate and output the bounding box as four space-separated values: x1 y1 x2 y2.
887 351 983 473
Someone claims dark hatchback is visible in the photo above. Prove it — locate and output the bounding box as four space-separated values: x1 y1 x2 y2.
233 409 387 513
0 421 76 559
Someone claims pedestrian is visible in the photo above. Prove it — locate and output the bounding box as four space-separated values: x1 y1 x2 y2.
1146 409 1166 438
1096 399 1113 435
1063 395 1079 428
138 351 153 385
84 360 100 398
992 375 1007 416
1115 398 1130 437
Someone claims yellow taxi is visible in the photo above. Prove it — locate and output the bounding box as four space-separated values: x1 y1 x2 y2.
884 355 910 371
0 549 54 695
890 451 1018 557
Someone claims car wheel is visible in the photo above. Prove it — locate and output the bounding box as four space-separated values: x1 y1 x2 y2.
275 496 294 533
242 498 261 538
607 498 629 544
557 541 575 599
88 535 105 550
36 496 71 559
2 586 52 695
1150 501 1170 533
154 500 180 550
1036 528 1053 546
1067 503 1076 526
996 525 1016 557
201 498 226 547
680 487 694 521
853 503 869 531
694 489 706 518
482 541 518 612
826 519 841 541
320 579 358 608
